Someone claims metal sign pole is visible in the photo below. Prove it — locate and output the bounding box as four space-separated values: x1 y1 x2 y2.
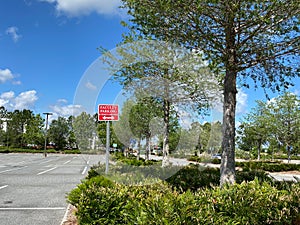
43 112 52 157
105 121 110 174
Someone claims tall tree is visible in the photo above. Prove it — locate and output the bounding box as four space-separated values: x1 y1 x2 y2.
23 114 44 147
237 93 300 160
129 97 163 160
268 92 300 162
102 40 219 166
97 120 124 151
48 116 69 150
113 100 136 149
7 109 35 147
122 0 300 185
207 121 223 154
238 101 271 160
73 112 97 151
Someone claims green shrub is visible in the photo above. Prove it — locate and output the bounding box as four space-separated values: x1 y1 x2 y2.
0 149 10 153
188 155 221 164
166 165 220 191
112 152 158 166
68 175 300 225
0 148 59 154
236 170 273 183
68 176 115 207
273 154 300 160
235 149 251 160
236 161 300 172
193 179 300 224
211 158 221 164
188 155 205 163
64 149 81 154
165 165 276 192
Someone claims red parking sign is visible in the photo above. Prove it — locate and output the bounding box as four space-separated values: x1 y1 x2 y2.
98 104 119 121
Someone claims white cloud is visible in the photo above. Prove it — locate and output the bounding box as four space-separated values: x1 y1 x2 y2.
40 0 122 17
14 90 38 109
0 99 9 106
236 88 248 114
293 89 300 96
0 68 21 85
0 69 14 83
85 81 97 90
6 26 22 42
57 98 68 103
210 88 247 116
49 99 84 117
0 90 38 110
12 80 22 85
1 91 15 100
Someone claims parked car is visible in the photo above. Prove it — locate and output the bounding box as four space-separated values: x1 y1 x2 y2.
211 153 222 159
151 147 162 156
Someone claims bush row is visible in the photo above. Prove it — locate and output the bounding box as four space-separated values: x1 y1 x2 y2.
0 148 80 154
188 155 221 164
88 161 294 191
236 161 300 172
112 152 159 166
273 155 300 160
68 174 300 225
188 156 300 172
165 166 276 192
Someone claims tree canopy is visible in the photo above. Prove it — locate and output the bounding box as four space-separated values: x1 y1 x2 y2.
237 92 300 160
122 0 300 185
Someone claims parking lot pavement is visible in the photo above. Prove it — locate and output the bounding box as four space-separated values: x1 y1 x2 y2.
0 153 103 225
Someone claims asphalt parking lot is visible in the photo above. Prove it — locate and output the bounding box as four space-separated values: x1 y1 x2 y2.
0 153 102 225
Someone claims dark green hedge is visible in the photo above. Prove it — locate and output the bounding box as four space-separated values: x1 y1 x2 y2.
0 148 80 154
236 161 300 172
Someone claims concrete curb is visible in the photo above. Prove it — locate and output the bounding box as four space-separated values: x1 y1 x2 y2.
60 204 71 225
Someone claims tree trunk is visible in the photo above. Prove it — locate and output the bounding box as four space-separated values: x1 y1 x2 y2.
162 69 170 167
162 99 170 167
220 70 237 186
287 144 291 163
220 6 237 186
145 135 150 161
137 137 141 161
257 140 261 161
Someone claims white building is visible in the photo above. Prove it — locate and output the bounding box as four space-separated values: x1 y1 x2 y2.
0 119 8 132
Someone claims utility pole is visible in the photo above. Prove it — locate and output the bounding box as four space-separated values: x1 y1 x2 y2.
43 112 52 157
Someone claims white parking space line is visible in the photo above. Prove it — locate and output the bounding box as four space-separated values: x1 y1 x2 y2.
0 166 28 174
0 207 65 211
63 160 71 165
82 166 88 175
37 167 57 175
0 185 8 190
39 159 57 165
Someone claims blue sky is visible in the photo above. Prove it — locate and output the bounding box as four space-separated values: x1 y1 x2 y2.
0 0 299 125
0 0 125 118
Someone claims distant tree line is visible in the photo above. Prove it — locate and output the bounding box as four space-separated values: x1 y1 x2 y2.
237 92 300 161
0 104 223 155
0 107 100 151
1 92 298 158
